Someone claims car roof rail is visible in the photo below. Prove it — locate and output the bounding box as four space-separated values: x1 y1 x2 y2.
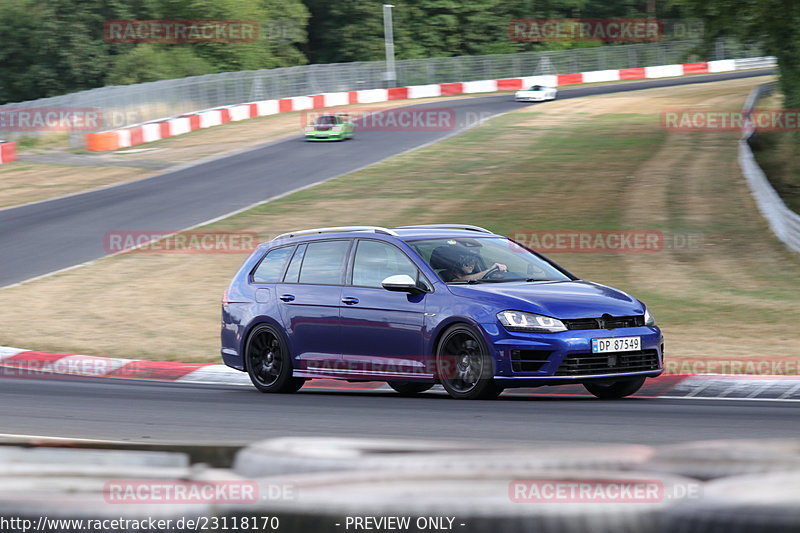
272 226 398 240
393 224 494 234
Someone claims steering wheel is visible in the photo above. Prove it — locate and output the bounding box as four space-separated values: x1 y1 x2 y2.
481 266 502 280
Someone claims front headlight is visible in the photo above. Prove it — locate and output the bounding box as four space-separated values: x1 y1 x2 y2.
497 310 567 333
644 307 656 326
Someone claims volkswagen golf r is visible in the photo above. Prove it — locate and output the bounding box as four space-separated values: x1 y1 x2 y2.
221 225 663 400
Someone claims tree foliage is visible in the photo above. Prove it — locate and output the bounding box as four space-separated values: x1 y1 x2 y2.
0 0 309 103
680 0 800 108
0 0 785 106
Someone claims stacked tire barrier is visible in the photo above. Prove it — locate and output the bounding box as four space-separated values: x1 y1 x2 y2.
739 83 800 253
3 437 799 532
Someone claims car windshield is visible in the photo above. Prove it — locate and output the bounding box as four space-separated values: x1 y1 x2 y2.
530 85 542 90
409 237 572 283
317 115 337 124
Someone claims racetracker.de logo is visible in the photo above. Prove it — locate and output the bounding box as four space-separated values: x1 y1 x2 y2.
0 108 101 131
104 20 259 43
104 481 260 504
104 231 260 254
662 109 800 132
302 108 457 131
509 479 700 502
512 230 664 253
509 19 662 42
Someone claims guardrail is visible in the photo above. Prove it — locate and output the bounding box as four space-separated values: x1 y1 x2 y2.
739 84 800 253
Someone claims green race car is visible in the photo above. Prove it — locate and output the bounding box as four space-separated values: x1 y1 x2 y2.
304 113 354 141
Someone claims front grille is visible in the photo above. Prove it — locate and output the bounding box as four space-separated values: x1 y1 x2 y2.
555 349 659 376
562 315 644 330
511 349 552 373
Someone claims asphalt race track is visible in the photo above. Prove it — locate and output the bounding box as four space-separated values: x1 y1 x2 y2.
1 377 798 445
0 69 773 287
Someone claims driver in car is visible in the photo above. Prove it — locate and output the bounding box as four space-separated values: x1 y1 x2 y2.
446 252 507 282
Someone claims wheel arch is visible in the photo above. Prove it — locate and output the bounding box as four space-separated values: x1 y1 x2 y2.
240 317 290 372
429 317 497 377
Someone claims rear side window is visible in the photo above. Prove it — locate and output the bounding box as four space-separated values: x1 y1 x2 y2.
283 244 307 283
252 246 294 283
297 240 350 285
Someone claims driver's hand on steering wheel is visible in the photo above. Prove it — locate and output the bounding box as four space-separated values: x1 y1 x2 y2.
492 263 508 272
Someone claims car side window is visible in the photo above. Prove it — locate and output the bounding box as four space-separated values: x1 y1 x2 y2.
297 240 350 285
252 246 295 283
352 240 419 288
282 244 306 283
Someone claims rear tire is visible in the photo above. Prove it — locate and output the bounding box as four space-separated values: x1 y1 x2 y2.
435 325 502 400
245 324 304 393
386 381 434 396
584 376 646 399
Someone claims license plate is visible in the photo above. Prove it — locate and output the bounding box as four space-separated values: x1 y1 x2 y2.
592 336 641 353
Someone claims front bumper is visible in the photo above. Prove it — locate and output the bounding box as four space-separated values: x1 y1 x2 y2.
515 95 547 102
482 324 664 387
305 131 346 141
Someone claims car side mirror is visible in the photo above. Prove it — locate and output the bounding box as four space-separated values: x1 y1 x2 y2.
381 274 425 294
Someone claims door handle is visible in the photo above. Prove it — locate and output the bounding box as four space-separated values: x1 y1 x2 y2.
341 296 359 305
279 294 295 302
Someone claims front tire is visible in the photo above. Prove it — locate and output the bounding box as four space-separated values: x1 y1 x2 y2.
386 381 434 396
245 324 304 393
584 376 646 399
435 325 502 400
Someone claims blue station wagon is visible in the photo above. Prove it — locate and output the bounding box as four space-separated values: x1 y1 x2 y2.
221 225 663 399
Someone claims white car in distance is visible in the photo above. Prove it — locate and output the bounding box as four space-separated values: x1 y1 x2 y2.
514 85 558 102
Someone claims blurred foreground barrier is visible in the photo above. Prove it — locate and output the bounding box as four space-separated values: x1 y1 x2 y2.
739 83 800 253
663 471 800 532
0 447 254 532
641 438 800 480
234 437 653 477
223 468 699 533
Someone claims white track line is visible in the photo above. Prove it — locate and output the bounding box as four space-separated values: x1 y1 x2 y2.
0 433 131 444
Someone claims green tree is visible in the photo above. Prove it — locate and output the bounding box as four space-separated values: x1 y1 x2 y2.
0 0 120 103
0 0 310 103
681 0 800 108
105 45 215 85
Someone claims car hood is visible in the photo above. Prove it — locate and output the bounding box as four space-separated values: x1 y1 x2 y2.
447 280 644 319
